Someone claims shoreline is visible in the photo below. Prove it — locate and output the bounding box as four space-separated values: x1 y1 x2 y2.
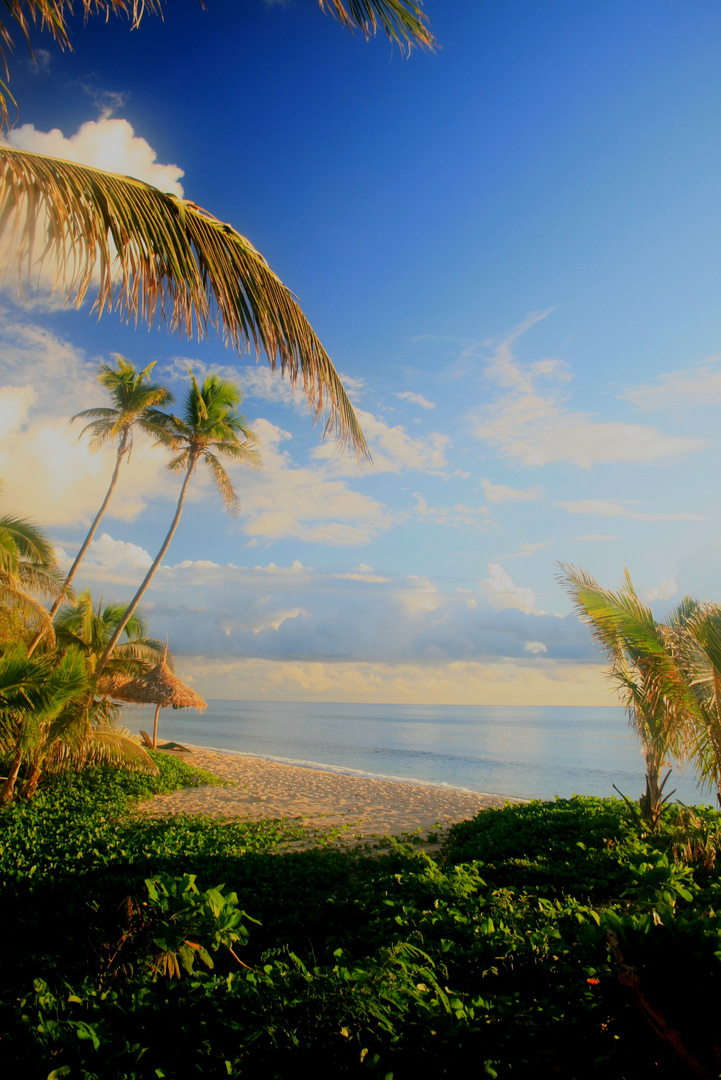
138 743 524 842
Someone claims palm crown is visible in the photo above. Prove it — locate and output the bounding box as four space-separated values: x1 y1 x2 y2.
152 370 261 515
72 357 174 456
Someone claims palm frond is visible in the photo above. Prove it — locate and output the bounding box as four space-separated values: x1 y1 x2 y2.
0 511 56 566
203 451 240 515
0 147 369 459
318 0 435 53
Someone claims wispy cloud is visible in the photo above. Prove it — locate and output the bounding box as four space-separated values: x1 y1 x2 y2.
469 315 704 468
397 391 435 410
621 355 721 410
557 499 705 522
412 494 492 529
481 479 543 504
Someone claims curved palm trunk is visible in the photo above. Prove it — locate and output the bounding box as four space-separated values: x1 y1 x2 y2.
96 456 197 676
27 434 129 657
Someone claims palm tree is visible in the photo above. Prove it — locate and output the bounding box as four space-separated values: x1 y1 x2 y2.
669 603 721 807
557 564 696 825
0 643 156 804
0 505 66 647
0 1 436 461
25 358 173 656
96 370 260 674
54 589 168 683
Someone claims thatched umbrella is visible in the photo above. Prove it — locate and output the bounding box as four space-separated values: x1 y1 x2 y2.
109 643 206 748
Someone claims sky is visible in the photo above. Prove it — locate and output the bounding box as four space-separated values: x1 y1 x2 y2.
2 0 721 704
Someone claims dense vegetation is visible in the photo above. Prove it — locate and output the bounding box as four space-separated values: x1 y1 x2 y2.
2 756 721 1078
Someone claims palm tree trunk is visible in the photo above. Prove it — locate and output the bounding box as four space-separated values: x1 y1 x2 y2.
95 457 197 676
27 435 129 657
0 737 24 804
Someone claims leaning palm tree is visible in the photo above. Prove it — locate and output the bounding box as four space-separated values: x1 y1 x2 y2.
25 358 173 656
0 1 436 461
96 370 260 674
557 564 696 825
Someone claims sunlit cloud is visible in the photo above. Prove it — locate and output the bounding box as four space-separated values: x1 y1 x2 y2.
3 118 185 195
313 408 450 476
176 656 612 707
232 419 392 545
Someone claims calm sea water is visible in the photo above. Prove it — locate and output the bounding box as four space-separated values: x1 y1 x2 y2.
123 700 711 806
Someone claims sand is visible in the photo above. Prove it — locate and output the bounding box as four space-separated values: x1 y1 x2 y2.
135 744 522 845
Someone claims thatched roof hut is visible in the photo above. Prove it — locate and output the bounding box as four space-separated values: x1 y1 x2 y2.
109 643 206 748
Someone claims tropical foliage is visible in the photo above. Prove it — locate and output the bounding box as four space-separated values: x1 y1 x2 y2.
0 505 65 644
559 562 721 819
2 774 721 1077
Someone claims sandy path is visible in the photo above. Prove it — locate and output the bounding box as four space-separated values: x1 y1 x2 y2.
135 745 521 843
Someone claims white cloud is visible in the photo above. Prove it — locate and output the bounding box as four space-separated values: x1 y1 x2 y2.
622 355 721 410
469 316 704 468
0 118 185 305
642 578 679 602
481 479 543 504
480 563 542 614
397 391 436 410
58 532 152 581
557 499 705 522
3 118 184 196
313 408 450 476
232 418 392 545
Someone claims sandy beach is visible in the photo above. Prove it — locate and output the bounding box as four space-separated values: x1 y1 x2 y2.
136 744 521 844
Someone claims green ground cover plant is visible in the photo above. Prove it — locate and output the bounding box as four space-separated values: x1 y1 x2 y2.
2 765 721 1078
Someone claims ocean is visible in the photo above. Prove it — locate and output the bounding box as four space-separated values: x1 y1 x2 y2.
123 700 712 807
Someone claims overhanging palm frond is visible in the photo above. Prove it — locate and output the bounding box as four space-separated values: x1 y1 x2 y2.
319 0 435 52
0 147 369 459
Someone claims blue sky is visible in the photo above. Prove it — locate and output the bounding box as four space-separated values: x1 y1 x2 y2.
2 0 721 703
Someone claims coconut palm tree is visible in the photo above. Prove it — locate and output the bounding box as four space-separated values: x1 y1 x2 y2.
557 564 696 825
0 505 65 647
669 603 721 807
0 2 436 461
0 642 156 804
25 358 174 656
96 370 260 674
54 589 168 682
